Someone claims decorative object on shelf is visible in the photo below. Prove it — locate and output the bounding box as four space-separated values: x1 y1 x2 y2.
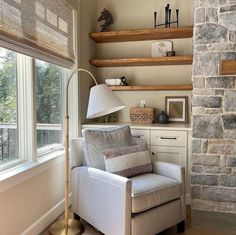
165 96 188 123
130 107 154 124
97 112 118 123
98 8 114 32
151 41 173 57
154 4 179 28
140 100 146 108
105 76 128 86
166 51 176 57
49 68 125 235
156 111 169 124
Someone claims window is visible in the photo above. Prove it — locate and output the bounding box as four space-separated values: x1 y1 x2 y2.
0 47 68 172
0 48 18 167
35 60 66 156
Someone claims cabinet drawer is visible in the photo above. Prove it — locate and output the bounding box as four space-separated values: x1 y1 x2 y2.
131 129 150 145
151 130 187 147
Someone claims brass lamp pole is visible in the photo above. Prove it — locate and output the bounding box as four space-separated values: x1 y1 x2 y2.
49 68 125 235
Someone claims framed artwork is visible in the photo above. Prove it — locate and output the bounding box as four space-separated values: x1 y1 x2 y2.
165 96 188 123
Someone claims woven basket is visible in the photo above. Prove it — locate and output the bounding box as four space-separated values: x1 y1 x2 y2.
130 107 154 124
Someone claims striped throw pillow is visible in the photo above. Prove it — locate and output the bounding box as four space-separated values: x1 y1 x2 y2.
103 144 153 178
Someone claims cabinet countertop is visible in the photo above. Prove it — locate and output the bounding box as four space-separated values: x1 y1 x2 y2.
82 123 192 131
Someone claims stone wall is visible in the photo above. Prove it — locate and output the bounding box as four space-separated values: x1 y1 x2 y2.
192 0 236 212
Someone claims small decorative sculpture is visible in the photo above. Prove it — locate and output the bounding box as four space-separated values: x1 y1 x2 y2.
98 8 114 32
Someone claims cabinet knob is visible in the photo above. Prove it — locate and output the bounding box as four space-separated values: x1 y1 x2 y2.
152 152 155 155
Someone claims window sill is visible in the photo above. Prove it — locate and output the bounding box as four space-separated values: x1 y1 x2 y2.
0 150 65 194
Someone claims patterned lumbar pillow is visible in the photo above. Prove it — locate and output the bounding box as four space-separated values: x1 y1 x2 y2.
103 144 153 178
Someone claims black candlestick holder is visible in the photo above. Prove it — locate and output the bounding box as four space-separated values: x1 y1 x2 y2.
154 5 179 28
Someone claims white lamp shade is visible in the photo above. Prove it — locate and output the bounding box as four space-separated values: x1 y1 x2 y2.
86 84 125 119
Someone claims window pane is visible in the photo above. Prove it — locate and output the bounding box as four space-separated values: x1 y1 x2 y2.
35 60 66 154
0 48 18 165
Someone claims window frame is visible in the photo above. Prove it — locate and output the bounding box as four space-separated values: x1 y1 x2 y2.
0 52 70 172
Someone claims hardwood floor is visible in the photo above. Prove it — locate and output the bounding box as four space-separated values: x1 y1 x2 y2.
42 208 236 235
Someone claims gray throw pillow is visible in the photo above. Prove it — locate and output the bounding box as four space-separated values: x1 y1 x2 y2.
103 144 153 178
82 125 133 170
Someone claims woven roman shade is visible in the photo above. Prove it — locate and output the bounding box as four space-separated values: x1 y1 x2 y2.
0 0 75 68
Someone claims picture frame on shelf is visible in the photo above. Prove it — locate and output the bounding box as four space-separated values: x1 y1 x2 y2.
165 96 188 123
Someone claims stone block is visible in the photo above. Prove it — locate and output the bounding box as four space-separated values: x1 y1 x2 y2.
208 143 232 155
206 77 235 89
221 175 236 187
226 156 236 167
193 96 222 108
192 154 220 166
220 5 236 13
206 8 218 23
193 77 205 89
219 10 236 30
192 107 206 115
222 114 236 130
195 7 205 24
195 23 228 44
192 139 202 153
193 53 219 76
191 186 201 199
191 174 219 185
192 165 204 173
229 30 236 42
195 0 229 7
215 90 224 96
224 90 236 112
204 166 231 174
206 108 223 114
194 45 208 52
192 89 215 96
202 186 236 202
221 52 236 60
193 115 223 139
202 140 208 153
207 43 236 52
224 130 236 139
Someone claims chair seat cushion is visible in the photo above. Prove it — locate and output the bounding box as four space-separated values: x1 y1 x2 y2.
130 173 181 213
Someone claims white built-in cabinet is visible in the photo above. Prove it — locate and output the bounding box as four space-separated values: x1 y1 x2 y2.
82 123 191 204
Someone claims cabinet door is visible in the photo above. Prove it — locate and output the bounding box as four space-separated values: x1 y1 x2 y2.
150 145 186 167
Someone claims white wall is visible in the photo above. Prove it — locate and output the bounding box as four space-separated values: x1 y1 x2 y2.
93 0 194 122
0 160 65 235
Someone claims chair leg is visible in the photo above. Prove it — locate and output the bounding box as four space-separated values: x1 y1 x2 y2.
177 220 185 233
74 213 80 221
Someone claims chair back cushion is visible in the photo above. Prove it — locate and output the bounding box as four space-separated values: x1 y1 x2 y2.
70 138 84 169
82 125 133 170
103 144 152 177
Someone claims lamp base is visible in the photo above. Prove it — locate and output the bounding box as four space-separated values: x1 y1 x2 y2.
49 219 84 235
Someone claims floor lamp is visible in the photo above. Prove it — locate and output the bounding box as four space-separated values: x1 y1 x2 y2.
49 68 125 235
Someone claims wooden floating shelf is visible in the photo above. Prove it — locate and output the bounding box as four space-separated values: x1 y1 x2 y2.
109 85 193 91
90 56 193 67
220 60 236 75
89 26 193 43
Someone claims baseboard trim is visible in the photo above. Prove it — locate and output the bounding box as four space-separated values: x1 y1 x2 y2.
21 193 72 235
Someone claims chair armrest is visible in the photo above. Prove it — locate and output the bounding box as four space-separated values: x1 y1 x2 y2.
153 161 186 220
72 166 132 235
152 161 184 182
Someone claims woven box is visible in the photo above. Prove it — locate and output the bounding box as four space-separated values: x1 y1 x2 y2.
130 107 154 124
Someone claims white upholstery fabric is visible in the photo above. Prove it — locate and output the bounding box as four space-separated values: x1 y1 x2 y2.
72 166 132 235
70 138 186 235
130 173 181 213
131 199 182 235
70 138 84 169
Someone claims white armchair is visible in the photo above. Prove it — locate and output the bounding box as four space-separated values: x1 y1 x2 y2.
71 138 186 235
